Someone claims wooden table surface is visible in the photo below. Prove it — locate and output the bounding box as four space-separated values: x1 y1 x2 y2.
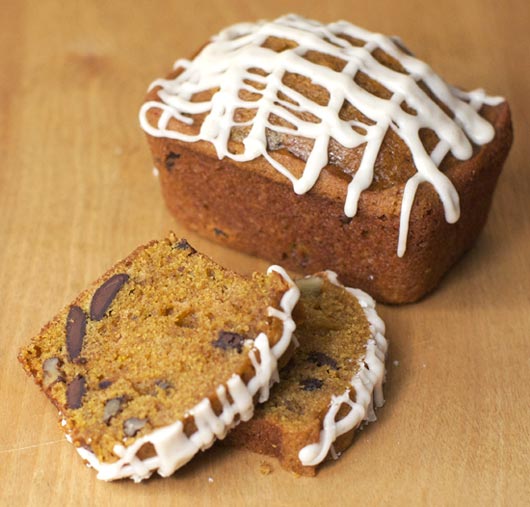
1 1 528 505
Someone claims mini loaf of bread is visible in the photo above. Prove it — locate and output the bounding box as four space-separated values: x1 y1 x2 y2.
18 234 299 482
225 271 387 475
140 14 513 303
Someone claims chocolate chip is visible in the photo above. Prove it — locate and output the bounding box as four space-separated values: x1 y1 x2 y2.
155 379 172 390
173 238 196 253
98 380 112 389
165 152 180 171
299 378 324 391
213 228 228 238
123 417 147 437
307 351 338 370
90 273 129 321
66 306 86 362
339 214 353 225
42 357 64 387
212 331 246 353
67 375 86 409
103 397 125 423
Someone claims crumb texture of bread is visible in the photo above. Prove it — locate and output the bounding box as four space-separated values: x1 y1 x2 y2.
18 234 299 482
226 271 387 476
140 15 513 303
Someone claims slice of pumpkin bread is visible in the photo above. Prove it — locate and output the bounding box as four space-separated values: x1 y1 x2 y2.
226 271 387 476
18 234 299 482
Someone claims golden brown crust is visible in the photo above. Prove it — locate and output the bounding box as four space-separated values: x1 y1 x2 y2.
142 26 513 303
145 100 511 303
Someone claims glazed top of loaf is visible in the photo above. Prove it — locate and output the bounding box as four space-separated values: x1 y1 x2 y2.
139 14 508 256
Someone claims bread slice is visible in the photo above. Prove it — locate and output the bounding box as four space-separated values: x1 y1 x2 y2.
225 271 387 476
18 234 299 482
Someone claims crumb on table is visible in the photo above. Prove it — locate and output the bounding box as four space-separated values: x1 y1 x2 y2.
259 461 273 475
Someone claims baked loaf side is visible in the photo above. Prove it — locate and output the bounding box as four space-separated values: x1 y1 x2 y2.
140 14 513 303
18 234 299 482
225 271 387 476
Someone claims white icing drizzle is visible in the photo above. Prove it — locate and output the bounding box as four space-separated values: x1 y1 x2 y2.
75 265 300 482
297 270 388 467
139 14 503 256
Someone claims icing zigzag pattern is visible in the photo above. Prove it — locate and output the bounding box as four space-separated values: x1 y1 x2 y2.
140 14 502 256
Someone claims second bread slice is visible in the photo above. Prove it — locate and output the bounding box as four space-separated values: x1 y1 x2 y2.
226 271 387 475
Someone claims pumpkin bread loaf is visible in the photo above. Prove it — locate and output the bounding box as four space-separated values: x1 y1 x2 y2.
226 271 387 476
18 234 299 482
140 14 512 303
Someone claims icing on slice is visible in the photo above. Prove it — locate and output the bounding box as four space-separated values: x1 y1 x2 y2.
297 271 387 467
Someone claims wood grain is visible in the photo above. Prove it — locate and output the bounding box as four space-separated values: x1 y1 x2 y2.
1 1 529 505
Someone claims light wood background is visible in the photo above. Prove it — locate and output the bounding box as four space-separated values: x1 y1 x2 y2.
1 1 528 505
